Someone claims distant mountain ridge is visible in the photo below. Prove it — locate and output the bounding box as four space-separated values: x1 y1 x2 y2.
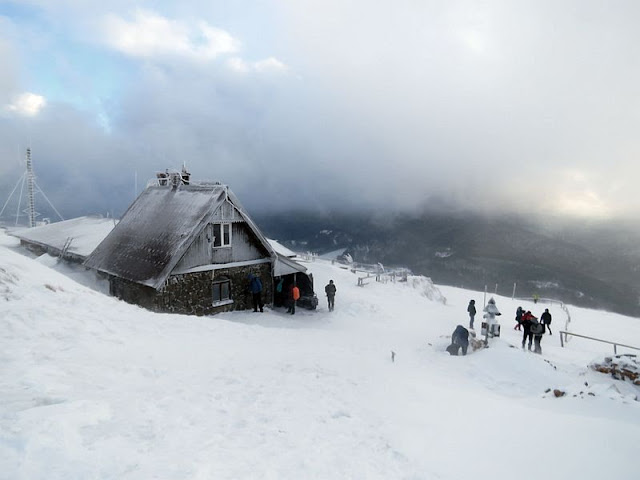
256 210 640 317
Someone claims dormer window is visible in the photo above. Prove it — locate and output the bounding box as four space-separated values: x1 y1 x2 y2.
213 223 231 247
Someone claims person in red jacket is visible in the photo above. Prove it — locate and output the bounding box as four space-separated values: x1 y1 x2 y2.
521 310 537 350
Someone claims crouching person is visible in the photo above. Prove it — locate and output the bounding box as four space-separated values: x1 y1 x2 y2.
447 325 470 356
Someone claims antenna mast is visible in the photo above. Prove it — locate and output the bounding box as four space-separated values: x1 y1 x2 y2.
0 148 64 227
26 148 36 228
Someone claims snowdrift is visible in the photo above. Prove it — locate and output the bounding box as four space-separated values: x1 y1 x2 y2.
1 230 639 480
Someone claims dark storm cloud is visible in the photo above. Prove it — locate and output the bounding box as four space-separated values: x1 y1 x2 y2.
2 1 640 221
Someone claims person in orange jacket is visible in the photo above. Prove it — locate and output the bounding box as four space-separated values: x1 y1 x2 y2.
287 283 300 315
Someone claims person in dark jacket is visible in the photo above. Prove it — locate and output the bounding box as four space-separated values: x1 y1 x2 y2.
530 319 545 354
449 325 470 356
514 306 524 331
325 280 337 311
248 274 264 313
540 308 552 335
274 277 285 307
521 310 537 350
467 300 476 329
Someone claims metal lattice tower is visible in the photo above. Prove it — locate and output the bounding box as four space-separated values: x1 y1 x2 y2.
26 148 36 227
0 148 65 227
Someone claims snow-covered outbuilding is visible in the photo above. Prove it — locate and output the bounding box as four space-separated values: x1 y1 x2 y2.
83 178 312 315
10 216 117 262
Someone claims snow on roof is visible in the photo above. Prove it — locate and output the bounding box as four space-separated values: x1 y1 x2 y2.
84 184 278 289
267 238 297 258
85 185 230 288
274 253 307 276
10 216 117 259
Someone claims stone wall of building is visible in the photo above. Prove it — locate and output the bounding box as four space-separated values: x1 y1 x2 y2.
110 262 273 316
211 262 273 313
110 277 160 311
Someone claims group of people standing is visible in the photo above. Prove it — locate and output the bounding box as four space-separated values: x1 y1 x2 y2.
466 297 501 338
514 306 552 354
250 274 337 315
464 297 553 355
515 306 552 333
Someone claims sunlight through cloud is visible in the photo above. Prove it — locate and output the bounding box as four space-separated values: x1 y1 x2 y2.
5 92 46 117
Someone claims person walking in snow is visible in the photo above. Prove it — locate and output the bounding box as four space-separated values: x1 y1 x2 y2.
521 310 537 350
325 280 337 311
540 308 552 335
482 297 501 337
248 273 264 312
467 299 477 329
449 325 470 355
530 318 545 354
514 306 524 331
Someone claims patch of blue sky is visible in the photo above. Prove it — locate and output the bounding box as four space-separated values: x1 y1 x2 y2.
28 43 132 133
31 39 131 106
0 1 42 21
0 2 129 102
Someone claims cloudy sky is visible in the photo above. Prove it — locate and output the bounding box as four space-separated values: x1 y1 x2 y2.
1 0 639 221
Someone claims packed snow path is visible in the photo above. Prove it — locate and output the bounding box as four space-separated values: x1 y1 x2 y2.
1 231 639 479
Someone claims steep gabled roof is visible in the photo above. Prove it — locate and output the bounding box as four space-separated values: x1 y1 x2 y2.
225 188 276 260
85 184 275 289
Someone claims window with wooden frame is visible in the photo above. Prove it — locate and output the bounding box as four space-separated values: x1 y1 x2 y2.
212 279 231 304
212 223 231 248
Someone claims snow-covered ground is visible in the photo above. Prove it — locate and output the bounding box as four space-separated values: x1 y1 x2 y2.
1 230 639 480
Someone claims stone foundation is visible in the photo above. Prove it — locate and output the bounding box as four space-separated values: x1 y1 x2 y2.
109 262 273 316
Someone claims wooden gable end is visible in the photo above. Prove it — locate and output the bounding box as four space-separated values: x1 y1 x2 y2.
173 200 270 271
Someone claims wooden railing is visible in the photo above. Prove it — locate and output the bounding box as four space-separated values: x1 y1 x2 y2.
559 331 640 354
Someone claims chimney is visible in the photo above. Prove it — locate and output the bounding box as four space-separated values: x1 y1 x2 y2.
181 165 190 185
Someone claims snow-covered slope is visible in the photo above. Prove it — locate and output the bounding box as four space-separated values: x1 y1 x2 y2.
1 230 638 480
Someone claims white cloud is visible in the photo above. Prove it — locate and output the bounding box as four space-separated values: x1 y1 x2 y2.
102 9 239 61
254 57 287 73
5 92 47 116
227 56 287 74
227 57 250 73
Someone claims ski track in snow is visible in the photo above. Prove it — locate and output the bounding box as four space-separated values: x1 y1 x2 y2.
1 230 639 479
